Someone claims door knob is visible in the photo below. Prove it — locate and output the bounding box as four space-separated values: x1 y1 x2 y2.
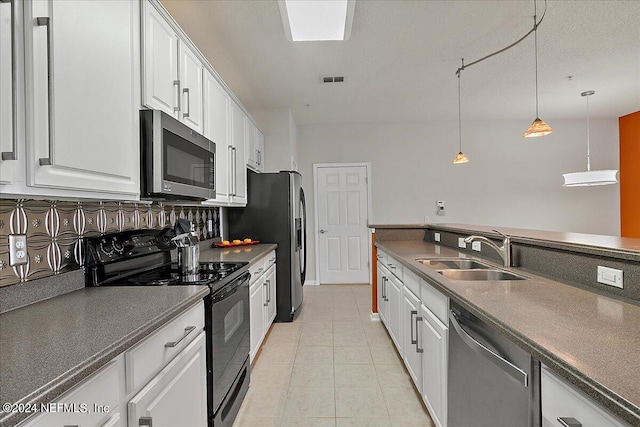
319 229 328 234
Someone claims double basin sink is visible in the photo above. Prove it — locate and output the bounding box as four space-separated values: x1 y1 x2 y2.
416 258 527 281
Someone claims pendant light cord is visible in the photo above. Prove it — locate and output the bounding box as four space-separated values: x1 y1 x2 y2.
455 0 547 76
586 93 591 171
458 63 462 152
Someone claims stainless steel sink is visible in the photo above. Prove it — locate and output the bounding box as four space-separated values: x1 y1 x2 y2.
437 269 527 281
416 258 492 270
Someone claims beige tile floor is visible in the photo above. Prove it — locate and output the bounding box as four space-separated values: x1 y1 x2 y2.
233 284 435 427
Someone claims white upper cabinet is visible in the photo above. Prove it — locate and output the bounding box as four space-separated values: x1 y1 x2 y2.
178 40 204 134
19 0 140 198
245 121 264 172
203 70 230 204
255 128 265 171
230 100 247 205
0 0 18 185
142 2 179 117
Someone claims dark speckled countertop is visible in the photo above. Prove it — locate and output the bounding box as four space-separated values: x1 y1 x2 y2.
0 286 209 427
199 243 277 264
376 240 640 426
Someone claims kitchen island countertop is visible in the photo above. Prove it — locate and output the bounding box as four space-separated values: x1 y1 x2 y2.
376 239 640 426
0 286 209 427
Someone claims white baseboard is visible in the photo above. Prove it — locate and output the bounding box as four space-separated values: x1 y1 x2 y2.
304 280 319 286
369 312 381 321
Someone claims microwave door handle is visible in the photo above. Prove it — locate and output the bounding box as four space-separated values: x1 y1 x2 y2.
182 87 190 118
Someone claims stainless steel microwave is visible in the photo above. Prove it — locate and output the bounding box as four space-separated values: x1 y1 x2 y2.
140 110 215 201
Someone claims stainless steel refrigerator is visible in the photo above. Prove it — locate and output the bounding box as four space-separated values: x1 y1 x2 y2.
228 170 306 322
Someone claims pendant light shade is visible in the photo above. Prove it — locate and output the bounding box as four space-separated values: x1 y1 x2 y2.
453 152 469 164
562 90 618 187
523 117 553 137
523 1 552 138
453 64 469 164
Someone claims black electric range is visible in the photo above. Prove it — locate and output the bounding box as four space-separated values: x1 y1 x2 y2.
85 229 251 427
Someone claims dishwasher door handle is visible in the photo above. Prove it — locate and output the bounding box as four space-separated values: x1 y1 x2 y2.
449 310 528 387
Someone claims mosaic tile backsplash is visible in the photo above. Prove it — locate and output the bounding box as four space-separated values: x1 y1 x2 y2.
0 199 220 288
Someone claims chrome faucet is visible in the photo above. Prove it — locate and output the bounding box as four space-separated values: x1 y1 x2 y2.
464 229 511 267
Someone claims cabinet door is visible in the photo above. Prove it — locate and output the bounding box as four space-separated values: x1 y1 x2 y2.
178 39 204 134
128 331 207 427
25 0 139 196
0 0 17 185
377 262 388 327
387 274 403 354
265 264 277 326
142 1 179 116
421 303 448 427
203 70 230 203
255 128 265 171
230 101 247 204
245 119 257 169
249 277 265 362
402 286 422 392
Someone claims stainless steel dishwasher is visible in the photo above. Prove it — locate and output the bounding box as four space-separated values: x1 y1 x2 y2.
448 302 541 426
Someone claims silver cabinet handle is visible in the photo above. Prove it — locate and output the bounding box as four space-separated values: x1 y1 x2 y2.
231 146 237 196
164 326 196 348
415 315 423 353
450 310 528 386
381 276 388 301
255 267 263 275
182 87 190 118
1 0 17 161
319 229 328 234
36 16 53 166
139 417 153 427
263 281 268 306
557 417 582 427
410 310 417 345
266 279 271 303
173 79 180 112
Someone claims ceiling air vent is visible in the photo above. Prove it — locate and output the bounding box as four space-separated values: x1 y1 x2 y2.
321 76 345 83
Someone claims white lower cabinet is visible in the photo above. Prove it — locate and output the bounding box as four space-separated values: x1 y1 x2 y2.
402 286 422 390
420 303 448 427
542 366 628 427
377 261 389 326
128 331 208 427
386 272 403 353
19 357 124 427
249 250 277 362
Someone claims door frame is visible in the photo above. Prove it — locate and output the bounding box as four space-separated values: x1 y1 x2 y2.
313 162 373 286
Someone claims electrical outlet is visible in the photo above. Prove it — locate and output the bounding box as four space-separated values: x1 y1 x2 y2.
424 216 430 224
472 241 482 251
9 234 28 266
458 237 466 249
434 232 441 242
436 200 445 216
597 266 623 289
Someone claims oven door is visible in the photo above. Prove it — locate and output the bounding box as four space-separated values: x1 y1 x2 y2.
209 271 251 415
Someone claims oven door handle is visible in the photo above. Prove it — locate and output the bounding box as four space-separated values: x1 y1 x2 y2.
212 272 250 303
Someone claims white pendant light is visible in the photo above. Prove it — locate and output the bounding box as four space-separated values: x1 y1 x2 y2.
453 65 469 164
562 90 619 187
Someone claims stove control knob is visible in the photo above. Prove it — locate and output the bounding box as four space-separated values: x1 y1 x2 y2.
100 241 114 256
112 239 124 254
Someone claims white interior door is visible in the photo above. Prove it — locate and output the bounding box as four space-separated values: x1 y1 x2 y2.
316 165 370 284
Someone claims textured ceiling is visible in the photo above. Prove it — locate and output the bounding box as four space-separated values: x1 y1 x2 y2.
161 0 640 126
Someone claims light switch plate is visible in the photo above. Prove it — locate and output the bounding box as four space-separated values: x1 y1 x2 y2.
472 241 482 251
597 266 623 289
458 237 466 249
434 232 441 242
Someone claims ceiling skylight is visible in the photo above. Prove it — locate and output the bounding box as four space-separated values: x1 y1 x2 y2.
278 0 355 41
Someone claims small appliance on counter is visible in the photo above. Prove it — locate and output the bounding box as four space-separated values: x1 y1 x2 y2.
228 170 306 322
84 227 250 427
140 109 216 201
172 218 200 276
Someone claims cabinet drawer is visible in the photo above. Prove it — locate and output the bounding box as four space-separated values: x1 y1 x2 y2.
376 249 388 266
403 268 421 298
420 280 448 325
22 358 121 427
264 250 276 269
542 367 628 427
250 256 265 283
386 256 404 282
125 302 204 393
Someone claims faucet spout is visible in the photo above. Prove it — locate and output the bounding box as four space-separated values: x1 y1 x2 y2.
464 232 511 267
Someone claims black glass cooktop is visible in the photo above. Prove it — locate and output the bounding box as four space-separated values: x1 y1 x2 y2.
121 262 247 287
